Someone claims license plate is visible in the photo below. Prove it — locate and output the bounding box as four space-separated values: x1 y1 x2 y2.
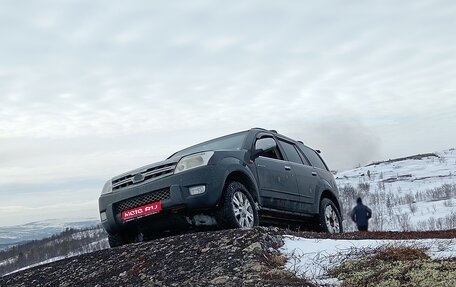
121 201 162 221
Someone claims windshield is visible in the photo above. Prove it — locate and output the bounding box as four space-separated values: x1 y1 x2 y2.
169 131 248 159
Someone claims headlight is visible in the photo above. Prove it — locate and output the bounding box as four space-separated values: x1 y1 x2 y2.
101 180 113 195
175 151 214 174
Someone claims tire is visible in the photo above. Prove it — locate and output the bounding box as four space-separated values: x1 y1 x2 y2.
108 232 140 248
319 198 343 233
217 181 259 229
108 233 127 248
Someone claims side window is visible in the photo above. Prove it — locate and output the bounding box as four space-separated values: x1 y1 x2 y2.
254 137 283 160
299 144 328 170
279 140 306 165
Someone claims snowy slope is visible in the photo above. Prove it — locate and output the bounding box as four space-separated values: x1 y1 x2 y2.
336 148 456 231
337 149 456 195
0 226 108 276
3 238 109 276
286 146 456 285
281 235 456 286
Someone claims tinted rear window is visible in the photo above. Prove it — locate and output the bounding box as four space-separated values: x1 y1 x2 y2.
299 144 328 170
279 140 304 165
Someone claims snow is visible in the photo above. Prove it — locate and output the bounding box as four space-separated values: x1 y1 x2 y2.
0 218 100 248
404 201 455 224
0 226 109 277
5 255 67 276
336 148 456 231
0 257 16 268
279 149 456 285
337 149 456 197
281 235 456 286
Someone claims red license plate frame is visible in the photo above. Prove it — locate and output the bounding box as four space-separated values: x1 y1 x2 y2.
121 201 162 221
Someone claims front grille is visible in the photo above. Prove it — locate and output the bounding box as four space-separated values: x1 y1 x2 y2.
112 163 176 191
115 188 171 213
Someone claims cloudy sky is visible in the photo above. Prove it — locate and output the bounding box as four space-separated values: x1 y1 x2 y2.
1 1 455 226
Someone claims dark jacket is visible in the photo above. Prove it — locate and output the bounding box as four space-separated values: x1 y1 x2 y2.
351 203 372 227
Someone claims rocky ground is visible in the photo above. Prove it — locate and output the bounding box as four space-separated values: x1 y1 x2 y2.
1 227 455 287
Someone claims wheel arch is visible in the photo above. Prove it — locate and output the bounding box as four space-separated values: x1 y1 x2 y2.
223 170 260 205
319 190 342 216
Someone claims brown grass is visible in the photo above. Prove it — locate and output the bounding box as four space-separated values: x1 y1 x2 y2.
373 246 429 261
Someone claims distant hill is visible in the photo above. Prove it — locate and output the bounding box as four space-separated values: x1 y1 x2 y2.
0 218 100 250
336 148 456 231
0 225 108 276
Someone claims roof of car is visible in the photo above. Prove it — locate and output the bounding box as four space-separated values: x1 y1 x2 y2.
249 127 306 146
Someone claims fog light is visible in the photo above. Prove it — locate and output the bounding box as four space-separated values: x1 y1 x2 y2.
100 211 107 221
189 185 206 196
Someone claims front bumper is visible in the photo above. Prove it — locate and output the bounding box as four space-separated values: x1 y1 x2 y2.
99 165 224 235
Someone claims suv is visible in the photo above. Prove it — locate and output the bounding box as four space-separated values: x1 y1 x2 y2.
99 128 343 247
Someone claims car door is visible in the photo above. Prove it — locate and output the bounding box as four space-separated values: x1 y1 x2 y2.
253 136 301 211
298 143 334 203
278 139 318 212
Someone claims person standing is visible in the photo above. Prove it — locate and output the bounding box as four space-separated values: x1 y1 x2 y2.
350 197 372 231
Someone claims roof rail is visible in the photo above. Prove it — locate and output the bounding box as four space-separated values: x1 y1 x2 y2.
269 129 278 133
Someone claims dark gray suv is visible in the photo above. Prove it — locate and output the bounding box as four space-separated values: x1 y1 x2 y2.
99 128 343 247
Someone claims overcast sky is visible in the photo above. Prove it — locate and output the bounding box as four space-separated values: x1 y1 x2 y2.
1 1 455 226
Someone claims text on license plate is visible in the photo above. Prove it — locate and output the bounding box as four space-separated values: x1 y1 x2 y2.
121 201 162 221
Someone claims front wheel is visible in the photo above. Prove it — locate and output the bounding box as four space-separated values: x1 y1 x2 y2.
319 198 343 233
218 181 259 229
108 232 142 248
108 233 129 248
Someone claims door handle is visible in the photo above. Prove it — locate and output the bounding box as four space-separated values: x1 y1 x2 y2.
311 171 317 176
257 164 266 168
284 166 291 171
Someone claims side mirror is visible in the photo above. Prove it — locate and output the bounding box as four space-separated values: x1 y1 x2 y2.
251 148 264 159
251 145 276 160
252 137 277 160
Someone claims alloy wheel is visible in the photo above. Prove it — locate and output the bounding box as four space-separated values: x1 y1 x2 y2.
232 191 255 228
325 205 341 233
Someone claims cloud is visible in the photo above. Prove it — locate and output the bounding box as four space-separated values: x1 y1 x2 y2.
201 36 240 51
0 201 99 227
288 120 382 171
0 202 95 212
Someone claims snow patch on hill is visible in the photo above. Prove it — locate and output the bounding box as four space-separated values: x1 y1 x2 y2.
0 226 108 276
336 148 456 231
337 149 456 194
281 235 456 286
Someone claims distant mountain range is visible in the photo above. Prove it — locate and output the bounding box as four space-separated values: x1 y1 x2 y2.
0 218 100 250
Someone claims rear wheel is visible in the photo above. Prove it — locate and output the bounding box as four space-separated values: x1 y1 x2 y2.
218 181 259 228
319 198 343 233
